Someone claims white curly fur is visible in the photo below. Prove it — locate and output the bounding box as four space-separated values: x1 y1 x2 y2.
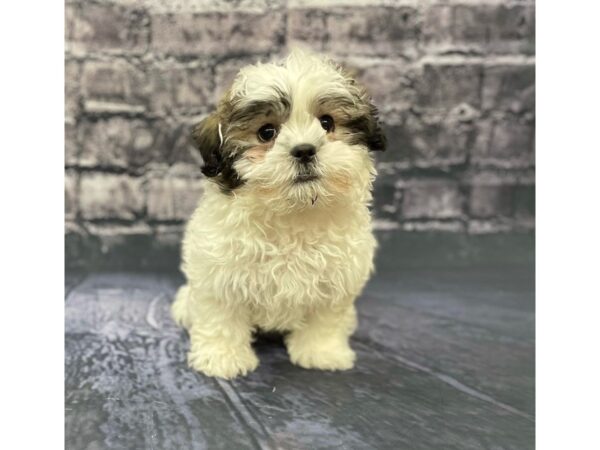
172 50 380 379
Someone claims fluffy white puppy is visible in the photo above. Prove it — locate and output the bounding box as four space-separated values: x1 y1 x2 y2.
171 49 386 379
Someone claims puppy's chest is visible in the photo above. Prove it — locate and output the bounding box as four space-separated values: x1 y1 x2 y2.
226 227 374 307
243 231 371 330
242 229 365 272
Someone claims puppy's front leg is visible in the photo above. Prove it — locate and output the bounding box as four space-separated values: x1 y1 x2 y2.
187 295 258 379
286 303 357 371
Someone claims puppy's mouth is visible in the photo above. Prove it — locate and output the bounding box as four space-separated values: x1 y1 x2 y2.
294 173 319 183
293 163 319 184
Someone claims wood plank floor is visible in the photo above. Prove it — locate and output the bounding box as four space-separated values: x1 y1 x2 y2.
65 232 534 449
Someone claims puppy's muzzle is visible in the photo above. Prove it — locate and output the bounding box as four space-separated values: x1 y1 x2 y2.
291 144 316 164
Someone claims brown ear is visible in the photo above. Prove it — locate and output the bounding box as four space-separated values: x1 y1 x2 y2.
191 113 223 177
365 103 386 152
336 61 386 152
345 103 387 152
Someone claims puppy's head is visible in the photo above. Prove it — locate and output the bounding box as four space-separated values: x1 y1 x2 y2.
192 49 385 211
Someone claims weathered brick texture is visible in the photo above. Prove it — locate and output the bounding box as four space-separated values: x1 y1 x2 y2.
65 171 79 221
77 117 169 170
324 7 421 57
402 180 464 220
423 3 535 55
79 173 144 220
65 0 535 266
146 172 204 221
151 12 286 56
473 116 535 168
470 185 513 219
67 2 150 55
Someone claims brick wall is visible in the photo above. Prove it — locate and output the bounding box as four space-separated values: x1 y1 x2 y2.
65 0 535 268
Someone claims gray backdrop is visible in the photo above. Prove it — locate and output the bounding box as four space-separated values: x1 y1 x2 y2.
65 0 535 268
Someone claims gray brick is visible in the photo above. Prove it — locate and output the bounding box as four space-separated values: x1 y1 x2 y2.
424 4 535 55
80 173 144 220
78 118 168 171
377 122 412 167
65 59 81 117
417 62 483 110
487 4 535 54
351 61 417 110
69 3 150 54
469 185 513 219
65 119 78 166
513 185 535 220
146 174 204 221
287 9 329 51
81 59 215 115
168 63 215 114
65 171 78 220
151 12 285 56
482 63 535 113
81 59 149 111
472 117 534 168
381 109 474 169
402 180 463 220
323 7 421 57
423 4 452 45
142 65 171 116
65 4 75 42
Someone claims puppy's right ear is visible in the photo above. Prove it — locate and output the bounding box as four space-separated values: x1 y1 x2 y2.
191 113 223 177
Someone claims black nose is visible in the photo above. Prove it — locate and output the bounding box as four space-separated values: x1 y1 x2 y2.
291 144 316 163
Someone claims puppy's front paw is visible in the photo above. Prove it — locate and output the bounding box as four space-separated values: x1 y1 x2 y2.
287 336 356 371
187 345 259 379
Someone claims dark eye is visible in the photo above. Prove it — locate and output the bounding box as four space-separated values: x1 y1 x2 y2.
257 124 277 142
319 115 335 133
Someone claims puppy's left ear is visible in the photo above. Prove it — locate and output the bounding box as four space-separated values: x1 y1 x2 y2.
337 62 387 152
365 103 387 152
191 113 224 177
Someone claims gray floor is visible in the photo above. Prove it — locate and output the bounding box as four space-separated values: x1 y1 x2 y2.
65 232 535 449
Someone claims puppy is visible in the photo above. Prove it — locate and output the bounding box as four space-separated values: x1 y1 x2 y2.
171 49 386 379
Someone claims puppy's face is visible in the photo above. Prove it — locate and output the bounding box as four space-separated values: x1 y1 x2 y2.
192 51 386 211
